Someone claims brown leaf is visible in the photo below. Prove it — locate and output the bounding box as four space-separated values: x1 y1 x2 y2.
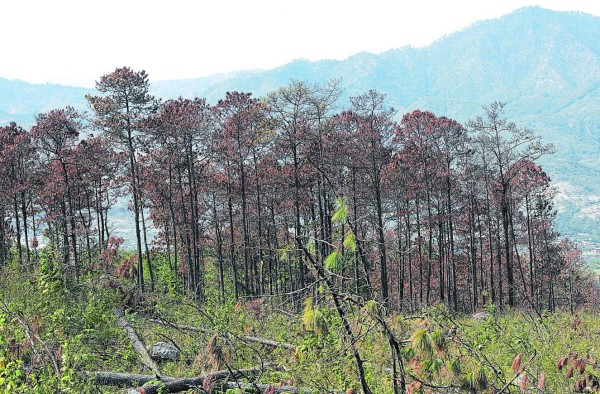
519 374 528 392
578 359 586 374
537 371 546 390
512 354 522 373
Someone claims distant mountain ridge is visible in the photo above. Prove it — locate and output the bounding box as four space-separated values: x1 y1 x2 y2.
1 6 599 239
0 78 92 125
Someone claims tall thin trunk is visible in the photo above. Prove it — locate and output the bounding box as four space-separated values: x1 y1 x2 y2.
213 195 225 303
446 176 457 311
525 194 535 299
292 146 305 296
239 153 251 295
415 197 423 305
438 201 445 304
167 165 179 284
176 160 193 291
20 192 30 263
352 169 361 296
186 141 202 297
484 174 496 304
253 152 264 295
127 128 144 294
140 203 154 292
495 216 504 308
405 199 414 311
59 197 70 277
501 193 515 307
374 172 389 307
13 196 23 264
425 187 433 305
397 202 406 311
469 194 478 312
227 167 239 300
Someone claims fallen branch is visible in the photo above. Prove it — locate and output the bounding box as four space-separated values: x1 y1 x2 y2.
143 379 312 394
89 366 263 390
91 368 294 394
115 309 160 374
147 318 296 350
88 371 175 386
138 376 298 394
141 380 310 394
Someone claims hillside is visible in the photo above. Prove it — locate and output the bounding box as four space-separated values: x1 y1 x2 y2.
0 78 91 125
1 6 599 239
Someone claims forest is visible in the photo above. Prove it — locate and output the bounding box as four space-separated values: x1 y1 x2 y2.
0 67 599 393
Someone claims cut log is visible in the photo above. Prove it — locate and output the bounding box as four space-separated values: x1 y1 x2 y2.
147 318 296 350
115 309 160 374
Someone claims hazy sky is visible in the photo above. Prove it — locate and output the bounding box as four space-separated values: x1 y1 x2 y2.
2 0 599 87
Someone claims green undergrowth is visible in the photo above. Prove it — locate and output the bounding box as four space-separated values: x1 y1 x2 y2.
1 252 599 393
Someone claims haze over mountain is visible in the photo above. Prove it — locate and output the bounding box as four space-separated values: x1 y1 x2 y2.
1 6 599 239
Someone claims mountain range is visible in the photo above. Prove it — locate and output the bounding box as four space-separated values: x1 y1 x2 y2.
1 6 599 240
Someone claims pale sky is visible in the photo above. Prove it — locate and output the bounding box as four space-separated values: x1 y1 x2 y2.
1 0 599 87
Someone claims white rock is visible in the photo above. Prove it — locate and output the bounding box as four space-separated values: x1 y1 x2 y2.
150 342 178 361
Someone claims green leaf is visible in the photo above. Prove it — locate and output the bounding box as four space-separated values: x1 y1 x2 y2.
332 197 347 224
302 297 315 331
325 251 343 272
428 358 443 376
343 230 357 252
410 329 432 354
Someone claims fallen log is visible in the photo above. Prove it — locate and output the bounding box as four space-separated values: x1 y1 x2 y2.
88 371 175 387
147 318 296 351
142 378 310 394
89 366 264 389
90 369 323 393
115 309 160 374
